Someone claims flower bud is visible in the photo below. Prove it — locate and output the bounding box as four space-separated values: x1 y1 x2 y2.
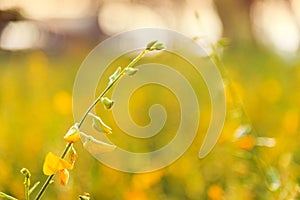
101 97 114 110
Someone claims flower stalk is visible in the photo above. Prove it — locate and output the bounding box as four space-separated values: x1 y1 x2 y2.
34 40 164 200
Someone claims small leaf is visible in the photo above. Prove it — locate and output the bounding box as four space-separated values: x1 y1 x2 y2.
0 192 18 200
153 43 164 50
88 112 112 134
146 40 158 50
266 167 281 191
81 132 116 155
101 97 114 110
64 123 80 143
109 66 121 85
217 38 230 47
125 67 138 76
43 152 73 175
59 169 69 186
29 181 40 195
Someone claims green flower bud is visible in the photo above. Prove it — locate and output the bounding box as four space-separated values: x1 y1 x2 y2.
146 40 158 50
101 97 114 110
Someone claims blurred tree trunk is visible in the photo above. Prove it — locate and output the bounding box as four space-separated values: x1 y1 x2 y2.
213 0 256 47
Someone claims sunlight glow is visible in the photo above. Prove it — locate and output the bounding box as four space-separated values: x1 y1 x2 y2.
0 21 45 50
98 0 222 45
0 0 92 19
251 0 300 55
98 2 166 35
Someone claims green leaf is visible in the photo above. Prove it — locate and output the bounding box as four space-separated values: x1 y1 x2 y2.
146 40 158 50
29 181 40 195
80 132 116 155
125 67 138 76
88 112 112 134
153 43 164 50
0 192 18 200
217 38 230 47
108 66 121 85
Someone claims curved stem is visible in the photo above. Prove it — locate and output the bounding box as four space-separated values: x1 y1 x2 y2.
34 47 150 200
77 48 148 129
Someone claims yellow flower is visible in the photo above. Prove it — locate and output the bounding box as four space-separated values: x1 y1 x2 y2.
207 184 223 200
236 135 256 151
64 123 80 143
43 152 73 176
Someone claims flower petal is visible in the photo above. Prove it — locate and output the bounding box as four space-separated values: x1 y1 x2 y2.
64 123 80 143
43 152 73 175
68 146 78 167
59 169 69 186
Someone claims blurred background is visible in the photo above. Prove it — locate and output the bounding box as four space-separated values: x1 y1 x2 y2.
0 0 300 199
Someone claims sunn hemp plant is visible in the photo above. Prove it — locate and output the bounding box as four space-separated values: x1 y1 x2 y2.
0 40 164 200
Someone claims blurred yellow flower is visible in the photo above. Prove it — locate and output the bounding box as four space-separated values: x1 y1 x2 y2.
53 91 72 115
236 135 256 151
207 184 223 200
282 110 299 134
132 171 163 190
259 79 282 103
123 189 147 200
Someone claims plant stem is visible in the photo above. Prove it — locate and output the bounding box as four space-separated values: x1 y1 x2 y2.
24 182 29 200
34 143 72 200
34 48 150 200
77 48 148 129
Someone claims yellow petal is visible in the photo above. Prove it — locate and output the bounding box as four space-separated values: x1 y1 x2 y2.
68 147 78 167
64 124 80 143
59 169 69 186
43 152 73 176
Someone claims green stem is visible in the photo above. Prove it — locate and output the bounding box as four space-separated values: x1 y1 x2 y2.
77 48 148 129
34 47 150 200
34 143 72 200
0 192 18 200
24 182 29 200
